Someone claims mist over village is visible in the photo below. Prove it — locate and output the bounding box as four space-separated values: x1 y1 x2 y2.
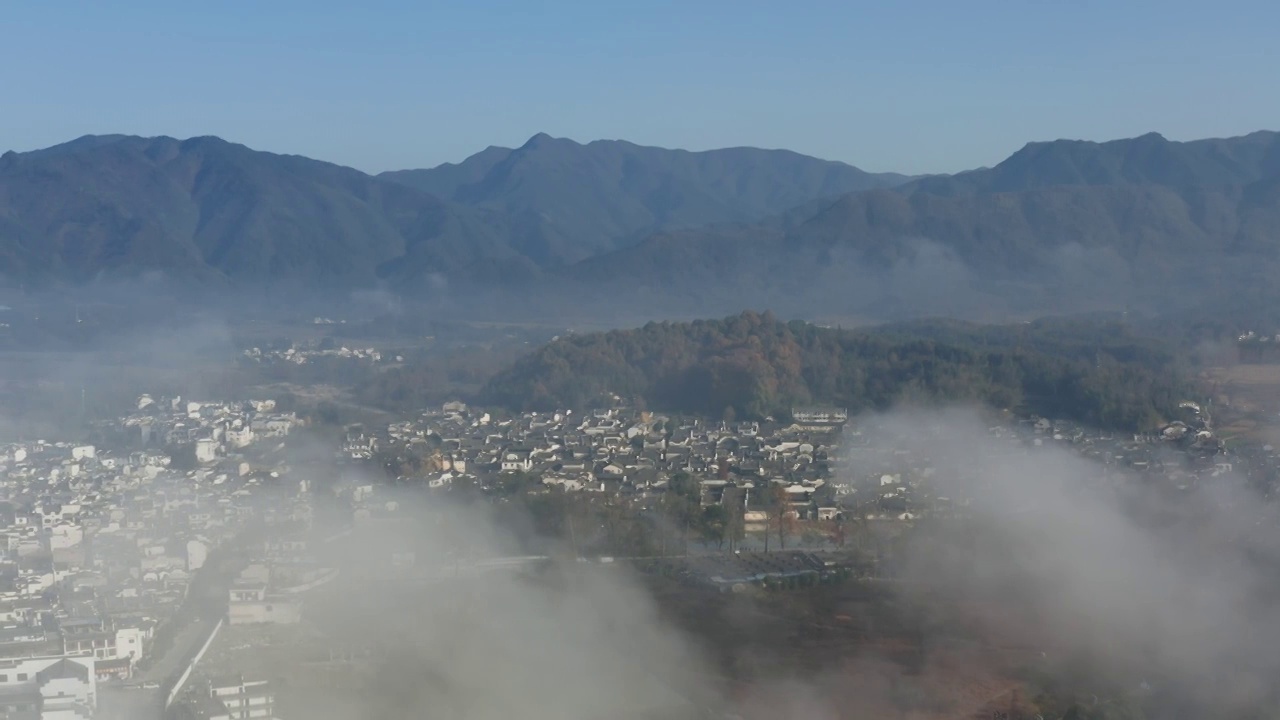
4 320 1280 719
4 2 1280 719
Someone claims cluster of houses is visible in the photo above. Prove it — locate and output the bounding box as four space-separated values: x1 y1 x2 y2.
227 538 338 628
0 393 316 718
1236 331 1280 362
355 400 1248 537
838 409 1238 524
241 344 387 365
0 379 1254 718
117 394 298 462
353 403 855 519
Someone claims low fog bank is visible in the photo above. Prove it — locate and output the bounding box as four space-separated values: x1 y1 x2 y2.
861 407 1280 716
0 242 1189 330
3 243 1270 333
297 406 1280 719
300 489 719 720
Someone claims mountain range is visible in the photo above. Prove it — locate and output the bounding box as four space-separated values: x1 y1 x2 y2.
2 129 1279 321
0 133 904 289
380 133 909 265
563 130 1280 319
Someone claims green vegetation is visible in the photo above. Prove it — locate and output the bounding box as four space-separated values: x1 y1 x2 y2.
481 311 1190 431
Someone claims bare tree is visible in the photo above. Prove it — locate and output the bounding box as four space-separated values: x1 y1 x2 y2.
770 483 794 551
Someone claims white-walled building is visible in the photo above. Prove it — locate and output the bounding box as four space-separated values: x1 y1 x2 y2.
187 539 209 572
111 627 145 664
49 524 84 551
195 438 220 465
0 655 96 719
202 675 277 720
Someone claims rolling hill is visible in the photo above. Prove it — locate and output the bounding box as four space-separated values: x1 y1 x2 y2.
478 311 1188 431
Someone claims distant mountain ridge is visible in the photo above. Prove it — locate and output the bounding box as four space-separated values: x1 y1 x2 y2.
905 130 1280 196
381 133 911 264
384 144 514 199
0 132 910 288
0 134 527 287
560 130 1280 318
2 129 1280 323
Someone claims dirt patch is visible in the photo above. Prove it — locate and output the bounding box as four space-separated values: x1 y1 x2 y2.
1204 365 1280 443
644 578 1042 719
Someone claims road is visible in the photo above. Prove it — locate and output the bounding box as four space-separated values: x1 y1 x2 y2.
95 617 216 720
97 537 250 719
133 616 216 685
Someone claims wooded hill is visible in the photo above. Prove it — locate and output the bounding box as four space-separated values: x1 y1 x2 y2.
480 312 1190 431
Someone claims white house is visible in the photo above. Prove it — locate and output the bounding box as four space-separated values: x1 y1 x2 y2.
204 676 277 720
501 452 532 472
114 626 146 663
0 655 96 719
226 427 255 449
195 438 220 465
49 524 84 551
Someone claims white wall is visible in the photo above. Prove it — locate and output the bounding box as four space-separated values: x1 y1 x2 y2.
0 655 96 715
49 525 83 551
187 540 209 572
115 627 144 661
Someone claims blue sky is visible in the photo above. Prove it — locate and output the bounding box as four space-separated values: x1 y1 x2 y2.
3 0 1277 174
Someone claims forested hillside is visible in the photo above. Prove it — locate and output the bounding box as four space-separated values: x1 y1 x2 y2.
481 312 1190 430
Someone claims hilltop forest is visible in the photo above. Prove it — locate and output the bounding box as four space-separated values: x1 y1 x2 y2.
480 312 1190 431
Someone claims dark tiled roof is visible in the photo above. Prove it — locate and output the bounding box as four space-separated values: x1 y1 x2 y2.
36 658 89 682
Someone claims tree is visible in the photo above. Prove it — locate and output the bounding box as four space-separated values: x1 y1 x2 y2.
662 472 700 556
823 518 845 547
699 505 729 550
167 444 197 471
770 483 794 551
314 401 344 426
669 471 697 500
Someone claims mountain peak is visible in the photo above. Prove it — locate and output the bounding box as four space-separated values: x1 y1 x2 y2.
1128 131 1168 145
179 135 231 149
520 132 568 150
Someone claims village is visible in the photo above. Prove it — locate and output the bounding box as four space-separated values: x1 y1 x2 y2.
0 388 1255 719
0 394 313 719
358 399 1235 530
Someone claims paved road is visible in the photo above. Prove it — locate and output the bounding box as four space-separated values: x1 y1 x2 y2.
93 617 216 720
133 616 215 685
